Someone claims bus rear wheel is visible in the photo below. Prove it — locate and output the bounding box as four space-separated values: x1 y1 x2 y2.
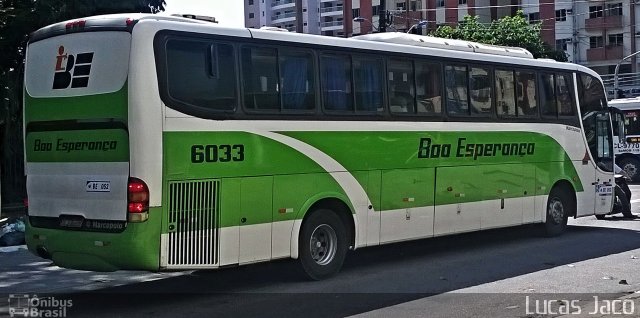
618 157 640 182
544 186 572 237
299 209 348 280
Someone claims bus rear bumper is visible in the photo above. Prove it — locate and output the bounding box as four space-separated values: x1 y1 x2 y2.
25 207 162 272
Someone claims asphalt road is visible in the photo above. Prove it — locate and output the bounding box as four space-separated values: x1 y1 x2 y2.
4 186 640 318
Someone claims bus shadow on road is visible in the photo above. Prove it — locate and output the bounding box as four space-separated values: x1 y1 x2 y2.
64 223 640 317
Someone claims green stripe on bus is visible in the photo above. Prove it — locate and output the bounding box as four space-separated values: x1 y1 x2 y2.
24 84 128 123
162 130 583 230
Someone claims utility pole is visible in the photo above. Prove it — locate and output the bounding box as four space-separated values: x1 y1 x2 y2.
406 0 410 31
379 0 387 32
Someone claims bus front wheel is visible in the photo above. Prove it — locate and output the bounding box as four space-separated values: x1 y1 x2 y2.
299 209 348 280
544 186 572 237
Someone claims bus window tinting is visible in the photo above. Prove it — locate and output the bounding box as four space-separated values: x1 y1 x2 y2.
166 40 236 111
539 73 556 117
279 50 316 111
354 57 384 112
469 66 492 115
495 70 516 117
445 65 469 115
321 54 354 112
556 74 575 116
388 59 415 113
516 71 537 117
242 47 279 111
415 62 442 114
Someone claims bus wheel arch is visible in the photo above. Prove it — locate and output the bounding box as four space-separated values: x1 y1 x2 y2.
293 198 354 280
544 180 576 236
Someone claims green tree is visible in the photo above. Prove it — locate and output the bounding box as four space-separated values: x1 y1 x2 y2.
430 11 568 62
0 0 165 205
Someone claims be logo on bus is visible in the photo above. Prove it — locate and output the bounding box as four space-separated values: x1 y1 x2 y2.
52 45 94 89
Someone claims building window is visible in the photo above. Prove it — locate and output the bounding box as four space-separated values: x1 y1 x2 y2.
262 11 265 17
437 0 445 7
372 5 381 15
589 36 604 48
555 38 570 51
606 3 622 16
459 0 467 5
248 0 253 5
555 9 567 21
589 6 603 19
397 2 406 10
352 8 360 19
528 12 540 24
303 8 307 12
249 13 254 19
609 33 623 47
303 22 307 26
411 1 418 11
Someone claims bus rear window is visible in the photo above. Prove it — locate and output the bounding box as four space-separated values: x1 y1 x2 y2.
165 39 237 112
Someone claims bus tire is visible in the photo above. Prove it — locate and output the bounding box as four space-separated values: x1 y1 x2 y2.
618 157 640 182
298 209 348 280
544 186 572 237
595 214 607 220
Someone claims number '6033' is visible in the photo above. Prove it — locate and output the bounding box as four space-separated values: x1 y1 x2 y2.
191 144 244 163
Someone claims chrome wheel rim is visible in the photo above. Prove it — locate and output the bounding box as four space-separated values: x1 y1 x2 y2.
309 224 337 265
548 197 565 224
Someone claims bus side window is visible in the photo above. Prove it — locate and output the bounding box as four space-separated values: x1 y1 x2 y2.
388 59 416 114
516 71 538 117
556 73 575 116
320 54 354 112
445 65 469 116
353 57 384 112
165 40 237 112
495 69 516 117
469 66 492 116
241 47 280 111
415 61 442 115
539 73 556 117
279 50 316 111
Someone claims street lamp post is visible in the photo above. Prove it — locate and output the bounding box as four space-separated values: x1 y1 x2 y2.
614 50 640 99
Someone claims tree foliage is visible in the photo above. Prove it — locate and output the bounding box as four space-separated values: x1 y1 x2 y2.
430 11 568 62
0 0 165 203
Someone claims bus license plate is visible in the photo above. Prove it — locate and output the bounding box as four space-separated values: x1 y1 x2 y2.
86 181 110 192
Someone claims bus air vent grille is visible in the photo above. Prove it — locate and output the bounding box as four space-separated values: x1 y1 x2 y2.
167 179 220 267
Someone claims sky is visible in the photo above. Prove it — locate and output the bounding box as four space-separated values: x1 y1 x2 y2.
163 0 245 27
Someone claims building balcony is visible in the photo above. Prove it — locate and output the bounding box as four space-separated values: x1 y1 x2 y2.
320 6 343 16
320 20 344 31
272 11 297 23
272 0 295 10
586 45 624 61
585 15 623 31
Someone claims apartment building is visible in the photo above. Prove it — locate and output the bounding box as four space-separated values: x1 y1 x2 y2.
245 0 639 76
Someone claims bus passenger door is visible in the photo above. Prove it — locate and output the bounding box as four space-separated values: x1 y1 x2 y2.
580 110 614 216
593 112 615 214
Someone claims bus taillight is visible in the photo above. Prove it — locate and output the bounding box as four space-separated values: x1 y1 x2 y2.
127 177 149 222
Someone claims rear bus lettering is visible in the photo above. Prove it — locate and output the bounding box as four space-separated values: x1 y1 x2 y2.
33 138 118 152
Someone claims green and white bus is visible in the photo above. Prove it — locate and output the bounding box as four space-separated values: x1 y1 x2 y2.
24 14 619 279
